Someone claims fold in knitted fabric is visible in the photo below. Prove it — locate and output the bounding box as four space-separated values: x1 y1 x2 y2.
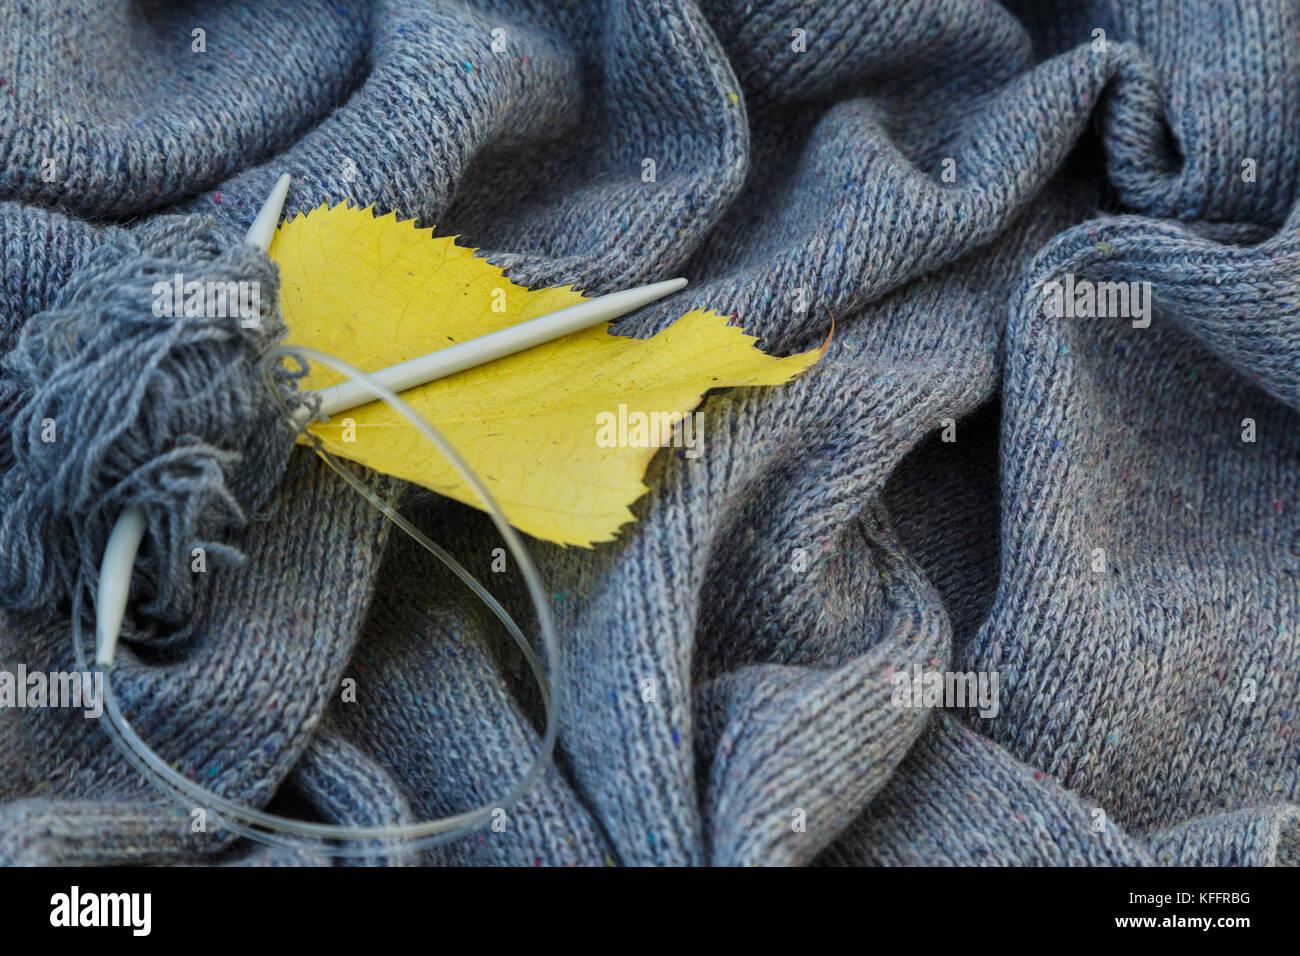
1 0 1298 865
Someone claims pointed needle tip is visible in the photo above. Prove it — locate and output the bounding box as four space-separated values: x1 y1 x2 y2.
245 172 291 252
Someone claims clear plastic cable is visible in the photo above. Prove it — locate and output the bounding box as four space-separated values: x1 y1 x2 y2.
72 343 560 857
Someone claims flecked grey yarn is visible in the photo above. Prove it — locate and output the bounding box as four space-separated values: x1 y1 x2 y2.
2 0 1300 868
0 217 295 630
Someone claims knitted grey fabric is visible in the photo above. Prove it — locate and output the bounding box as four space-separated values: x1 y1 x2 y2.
2 0 1299 866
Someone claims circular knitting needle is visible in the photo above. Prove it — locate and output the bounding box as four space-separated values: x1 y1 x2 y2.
95 174 688 665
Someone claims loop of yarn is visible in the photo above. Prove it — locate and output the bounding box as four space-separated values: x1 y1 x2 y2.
0 216 301 633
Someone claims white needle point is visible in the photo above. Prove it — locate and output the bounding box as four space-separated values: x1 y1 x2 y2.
246 172 291 252
95 505 146 666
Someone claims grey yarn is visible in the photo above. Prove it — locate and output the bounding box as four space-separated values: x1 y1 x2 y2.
0 218 293 629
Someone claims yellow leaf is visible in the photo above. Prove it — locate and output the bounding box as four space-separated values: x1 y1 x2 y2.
269 203 823 546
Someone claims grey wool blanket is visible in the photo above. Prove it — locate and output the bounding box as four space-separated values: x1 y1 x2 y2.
1 0 1299 866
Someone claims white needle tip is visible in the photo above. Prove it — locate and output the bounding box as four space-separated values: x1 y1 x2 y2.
245 172 291 252
617 276 687 305
96 505 147 667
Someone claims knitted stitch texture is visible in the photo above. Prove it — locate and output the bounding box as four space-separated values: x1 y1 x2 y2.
1 0 1299 866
